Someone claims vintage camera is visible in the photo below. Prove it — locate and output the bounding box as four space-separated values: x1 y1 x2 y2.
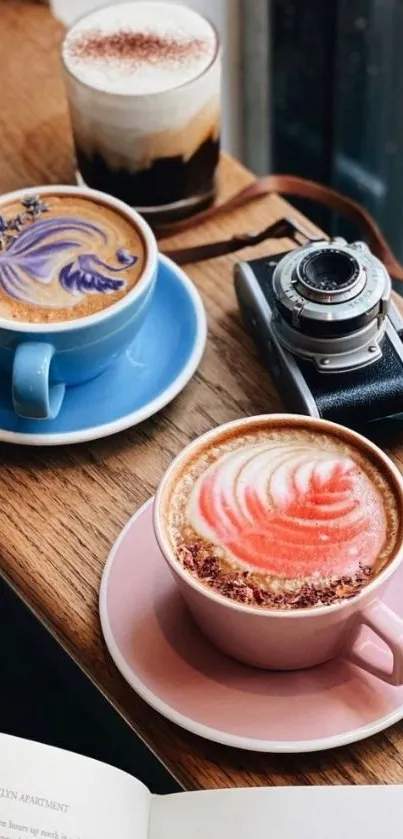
234 236 403 425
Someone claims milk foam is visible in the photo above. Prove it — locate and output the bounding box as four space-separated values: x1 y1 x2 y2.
63 2 217 95
188 439 387 580
167 425 400 595
0 194 146 323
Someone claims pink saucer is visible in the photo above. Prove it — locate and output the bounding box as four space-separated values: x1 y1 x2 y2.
99 499 403 753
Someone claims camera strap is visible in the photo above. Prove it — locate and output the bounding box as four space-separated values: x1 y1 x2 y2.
158 174 403 281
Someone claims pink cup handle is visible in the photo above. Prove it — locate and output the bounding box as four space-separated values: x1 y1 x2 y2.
345 600 403 686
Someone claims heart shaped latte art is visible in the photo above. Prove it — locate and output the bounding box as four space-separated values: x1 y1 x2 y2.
188 442 387 579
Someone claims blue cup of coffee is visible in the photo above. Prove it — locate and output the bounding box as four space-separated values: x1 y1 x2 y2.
0 185 158 419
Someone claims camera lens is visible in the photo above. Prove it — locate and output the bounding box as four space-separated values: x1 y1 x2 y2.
271 240 390 343
298 249 359 295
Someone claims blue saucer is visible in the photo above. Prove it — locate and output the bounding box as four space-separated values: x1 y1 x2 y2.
0 255 206 445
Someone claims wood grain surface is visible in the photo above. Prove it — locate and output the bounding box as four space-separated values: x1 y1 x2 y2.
3 0 403 788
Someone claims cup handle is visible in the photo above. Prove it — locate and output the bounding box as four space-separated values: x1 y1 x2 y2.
344 600 403 685
12 342 65 420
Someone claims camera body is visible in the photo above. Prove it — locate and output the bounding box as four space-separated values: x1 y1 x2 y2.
234 238 403 426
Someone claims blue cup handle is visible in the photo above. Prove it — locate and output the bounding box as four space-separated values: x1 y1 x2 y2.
12 342 65 420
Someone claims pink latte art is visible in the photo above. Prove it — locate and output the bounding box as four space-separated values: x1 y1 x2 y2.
189 443 385 580
167 425 400 609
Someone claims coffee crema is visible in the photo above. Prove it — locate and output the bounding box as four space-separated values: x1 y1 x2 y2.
165 422 401 610
0 193 146 323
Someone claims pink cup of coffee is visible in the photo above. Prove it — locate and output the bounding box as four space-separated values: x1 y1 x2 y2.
154 414 403 684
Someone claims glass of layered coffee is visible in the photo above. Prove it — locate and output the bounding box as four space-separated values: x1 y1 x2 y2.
62 1 221 224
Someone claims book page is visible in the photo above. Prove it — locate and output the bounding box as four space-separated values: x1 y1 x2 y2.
0 734 150 839
150 785 403 839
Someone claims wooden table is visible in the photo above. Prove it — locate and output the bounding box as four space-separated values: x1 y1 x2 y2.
3 0 403 788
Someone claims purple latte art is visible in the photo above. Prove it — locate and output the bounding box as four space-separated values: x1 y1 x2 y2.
60 253 136 295
0 215 138 308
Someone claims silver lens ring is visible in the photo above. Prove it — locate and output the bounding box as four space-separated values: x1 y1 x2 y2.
295 248 365 304
272 240 391 337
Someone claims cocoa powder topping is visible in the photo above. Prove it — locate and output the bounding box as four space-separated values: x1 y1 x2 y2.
68 28 209 66
177 539 375 610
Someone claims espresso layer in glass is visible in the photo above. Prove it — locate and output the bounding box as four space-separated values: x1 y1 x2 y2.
75 136 219 209
165 422 401 609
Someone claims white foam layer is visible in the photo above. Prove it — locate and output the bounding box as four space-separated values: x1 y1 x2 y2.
187 440 387 579
63 2 217 95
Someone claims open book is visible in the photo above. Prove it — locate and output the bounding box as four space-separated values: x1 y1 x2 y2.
1 733 402 839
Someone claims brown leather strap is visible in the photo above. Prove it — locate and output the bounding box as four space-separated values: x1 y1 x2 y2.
159 174 403 280
164 216 323 265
